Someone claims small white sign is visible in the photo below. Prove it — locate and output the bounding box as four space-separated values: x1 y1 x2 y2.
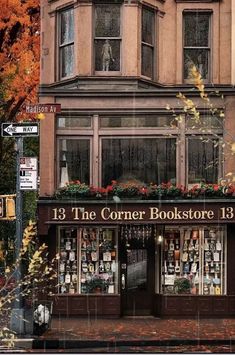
20 157 37 170
20 157 38 190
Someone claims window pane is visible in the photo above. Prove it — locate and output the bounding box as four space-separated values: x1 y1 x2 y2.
59 139 90 186
102 138 176 187
57 117 92 128
162 226 226 296
142 8 154 45
61 9 74 44
61 45 74 77
100 116 178 128
142 44 153 78
186 115 223 130
95 5 120 37
184 49 209 80
188 138 218 184
184 13 209 47
95 39 120 71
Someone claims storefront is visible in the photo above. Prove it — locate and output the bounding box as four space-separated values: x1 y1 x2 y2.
37 199 235 318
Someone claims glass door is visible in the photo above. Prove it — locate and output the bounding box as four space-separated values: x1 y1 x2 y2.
120 226 155 316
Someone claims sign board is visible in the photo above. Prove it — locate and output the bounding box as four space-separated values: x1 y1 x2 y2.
19 157 38 190
22 104 61 114
1 123 39 137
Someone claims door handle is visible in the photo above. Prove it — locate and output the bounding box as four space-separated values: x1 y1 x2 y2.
121 273 125 290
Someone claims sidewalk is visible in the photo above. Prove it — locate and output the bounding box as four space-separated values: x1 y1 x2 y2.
32 317 235 352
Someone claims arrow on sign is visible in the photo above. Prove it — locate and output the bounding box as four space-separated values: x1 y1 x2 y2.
4 124 38 136
1 123 39 137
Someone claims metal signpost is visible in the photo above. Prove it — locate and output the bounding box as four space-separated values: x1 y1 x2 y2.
1 122 39 334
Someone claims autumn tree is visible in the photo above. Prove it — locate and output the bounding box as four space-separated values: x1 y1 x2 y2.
0 0 40 258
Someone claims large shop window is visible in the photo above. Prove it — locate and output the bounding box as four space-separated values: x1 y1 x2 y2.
102 138 176 187
94 4 121 72
183 12 211 82
59 8 74 78
58 138 90 187
162 226 226 296
141 7 155 78
188 137 219 184
58 227 118 294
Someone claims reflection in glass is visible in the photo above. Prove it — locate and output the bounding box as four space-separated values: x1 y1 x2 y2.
61 45 74 78
184 49 209 80
188 138 218 184
102 138 176 187
100 116 178 128
142 8 154 45
186 115 223 130
184 13 209 47
59 139 90 186
127 250 147 290
142 45 153 78
61 9 74 44
95 5 120 37
57 117 91 128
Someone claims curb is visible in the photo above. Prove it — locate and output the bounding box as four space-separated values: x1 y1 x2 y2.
32 338 235 350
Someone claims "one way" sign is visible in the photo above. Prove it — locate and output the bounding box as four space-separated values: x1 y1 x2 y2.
1 123 39 137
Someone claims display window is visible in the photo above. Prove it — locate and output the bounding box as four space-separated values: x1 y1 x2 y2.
58 226 118 295
162 226 226 295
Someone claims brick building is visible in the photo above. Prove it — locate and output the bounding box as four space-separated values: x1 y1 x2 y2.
38 0 235 317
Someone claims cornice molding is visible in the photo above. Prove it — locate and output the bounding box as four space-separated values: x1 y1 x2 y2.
39 77 235 97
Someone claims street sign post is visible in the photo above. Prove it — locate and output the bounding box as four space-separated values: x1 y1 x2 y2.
1 123 39 137
0 198 3 218
19 157 38 190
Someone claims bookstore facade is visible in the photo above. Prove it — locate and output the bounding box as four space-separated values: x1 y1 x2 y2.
37 199 235 317
38 0 235 317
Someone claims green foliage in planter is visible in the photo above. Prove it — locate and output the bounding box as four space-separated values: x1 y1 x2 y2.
174 277 191 294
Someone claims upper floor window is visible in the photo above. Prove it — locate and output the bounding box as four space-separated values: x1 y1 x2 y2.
94 4 121 72
102 138 176 187
141 7 155 79
183 11 211 82
59 8 74 78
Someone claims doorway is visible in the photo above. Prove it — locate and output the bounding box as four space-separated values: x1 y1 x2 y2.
120 230 155 316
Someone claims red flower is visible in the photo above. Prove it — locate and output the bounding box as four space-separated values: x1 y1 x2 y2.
213 185 219 191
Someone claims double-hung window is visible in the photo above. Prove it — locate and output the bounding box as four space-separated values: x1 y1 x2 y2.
94 4 121 72
141 7 155 79
183 11 211 82
59 8 74 78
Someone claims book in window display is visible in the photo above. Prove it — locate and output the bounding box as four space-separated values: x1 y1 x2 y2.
162 226 226 296
202 228 225 296
58 228 78 294
80 227 118 294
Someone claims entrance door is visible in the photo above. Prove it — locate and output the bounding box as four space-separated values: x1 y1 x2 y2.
120 235 155 316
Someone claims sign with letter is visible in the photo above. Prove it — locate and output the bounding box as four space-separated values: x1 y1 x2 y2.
22 103 61 114
19 157 38 190
1 123 39 137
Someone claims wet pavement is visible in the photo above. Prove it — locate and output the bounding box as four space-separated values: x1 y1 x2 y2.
33 317 235 352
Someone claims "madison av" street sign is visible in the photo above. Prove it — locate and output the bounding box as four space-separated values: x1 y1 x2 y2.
22 103 61 114
1 123 39 137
